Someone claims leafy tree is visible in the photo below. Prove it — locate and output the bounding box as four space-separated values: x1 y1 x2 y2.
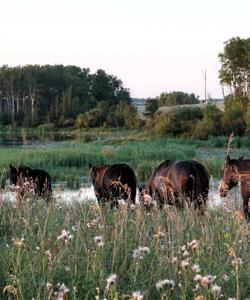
219 37 250 98
158 91 199 106
145 98 158 115
193 104 223 139
154 107 202 137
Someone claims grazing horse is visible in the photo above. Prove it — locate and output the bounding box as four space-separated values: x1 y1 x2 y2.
139 160 209 210
89 163 137 207
9 164 52 198
219 155 250 221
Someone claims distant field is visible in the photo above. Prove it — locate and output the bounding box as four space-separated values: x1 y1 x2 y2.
132 98 225 118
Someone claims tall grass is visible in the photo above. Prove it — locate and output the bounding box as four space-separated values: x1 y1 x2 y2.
1 131 250 188
0 198 249 299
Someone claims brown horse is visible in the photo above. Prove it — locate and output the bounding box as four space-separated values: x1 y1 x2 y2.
9 164 52 198
89 163 137 208
139 160 209 210
219 155 250 221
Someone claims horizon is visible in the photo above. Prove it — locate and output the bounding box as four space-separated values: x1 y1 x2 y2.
0 0 249 99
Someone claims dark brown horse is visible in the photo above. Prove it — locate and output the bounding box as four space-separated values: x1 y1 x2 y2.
219 155 250 221
9 164 52 198
89 163 137 207
139 160 209 210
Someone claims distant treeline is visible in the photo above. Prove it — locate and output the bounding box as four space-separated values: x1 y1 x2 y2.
0 65 139 128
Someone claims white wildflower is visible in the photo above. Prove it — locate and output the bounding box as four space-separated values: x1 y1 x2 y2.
193 274 202 282
94 236 105 247
132 291 143 300
57 230 73 243
132 246 150 259
182 250 189 258
156 279 175 290
222 274 230 281
181 259 189 269
105 274 117 291
211 284 221 296
181 245 187 251
171 256 178 263
46 282 53 291
192 264 201 273
187 239 199 250
201 275 216 286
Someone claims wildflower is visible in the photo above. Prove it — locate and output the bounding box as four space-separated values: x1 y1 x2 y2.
181 245 187 251
187 239 199 250
154 226 166 239
182 250 189 258
57 229 73 244
105 274 117 291
132 246 150 259
211 284 221 296
13 238 24 248
181 259 189 269
192 264 201 273
194 296 204 300
94 236 105 247
46 282 53 291
232 257 243 266
222 274 230 281
56 283 70 300
201 275 216 286
45 250 52 262
131 291 143 300
156 279 175 290
193 274 202 282
138 246 150 254
171 256 178 264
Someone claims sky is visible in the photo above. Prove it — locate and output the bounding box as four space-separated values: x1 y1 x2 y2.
0 0 249 99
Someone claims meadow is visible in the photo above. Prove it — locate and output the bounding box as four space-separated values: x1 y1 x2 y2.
0 198 249 299
0 128 250 299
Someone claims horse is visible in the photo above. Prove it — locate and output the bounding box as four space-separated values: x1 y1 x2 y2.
89 163 137 208
219 155 250 221
139 160 209 210
9 164 52 198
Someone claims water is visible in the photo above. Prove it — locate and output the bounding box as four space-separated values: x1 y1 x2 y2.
1 181 234 209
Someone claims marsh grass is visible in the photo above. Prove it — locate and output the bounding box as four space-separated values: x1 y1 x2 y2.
0 196 249 299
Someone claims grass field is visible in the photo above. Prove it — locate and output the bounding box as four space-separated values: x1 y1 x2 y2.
2 129 250 189
0 129 250 299
0 198 249 299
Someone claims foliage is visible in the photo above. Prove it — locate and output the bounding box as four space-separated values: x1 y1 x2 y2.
222 95 247 136
145 98 158 115
154 107 202 137
219 37 250 98
0 65 132 127
158 91 199 106
193 104 223 139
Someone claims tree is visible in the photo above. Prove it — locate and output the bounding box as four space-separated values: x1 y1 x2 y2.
219 37 250 98
145 98 158 115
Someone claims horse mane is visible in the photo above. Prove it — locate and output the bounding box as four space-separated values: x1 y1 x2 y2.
231 159 250 172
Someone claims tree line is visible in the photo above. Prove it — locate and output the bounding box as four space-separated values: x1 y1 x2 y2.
0 65 139 128
144 37 250 138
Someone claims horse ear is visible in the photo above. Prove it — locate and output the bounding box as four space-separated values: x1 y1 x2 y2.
238 155 244 160
9 164 17 172
138 186 143 193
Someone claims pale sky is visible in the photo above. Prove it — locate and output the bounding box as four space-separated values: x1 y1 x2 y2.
0 0 249 99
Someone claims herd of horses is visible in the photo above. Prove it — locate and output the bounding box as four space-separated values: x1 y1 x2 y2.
8 154 250 221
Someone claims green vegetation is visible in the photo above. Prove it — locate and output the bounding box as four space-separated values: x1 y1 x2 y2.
0 200 249 299
0 66 135 128
158 91 199 106
2 129 250 189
